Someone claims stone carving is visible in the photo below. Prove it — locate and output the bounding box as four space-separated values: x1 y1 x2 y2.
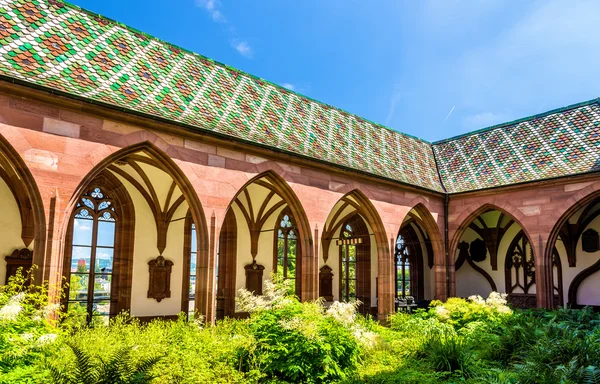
244 260 265 295
4 248 33 284
147 256 174 302
319 265 334 301
582 229 599 253
469 238 487 262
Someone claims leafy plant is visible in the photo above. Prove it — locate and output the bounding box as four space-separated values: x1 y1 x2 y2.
421 334 475 378
48 343 160 384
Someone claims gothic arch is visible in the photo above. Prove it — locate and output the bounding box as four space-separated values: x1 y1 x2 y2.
545 189 600 268
451 203 539 303
61 171 135 321
403 203 444 268
221 170 315 300
0 133 46 282
546 189 600 308
60 141 211 318
450 202 532 262
396 203 444 300
321 189 392 317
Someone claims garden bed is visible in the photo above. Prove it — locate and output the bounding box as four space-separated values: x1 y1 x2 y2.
2 273 600 383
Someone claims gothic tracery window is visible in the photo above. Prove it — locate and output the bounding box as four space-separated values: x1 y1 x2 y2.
276 210 297 281
67 187 116 324
395 235 411 298
189 222 197 315
340 223 357 302
505 232 535 295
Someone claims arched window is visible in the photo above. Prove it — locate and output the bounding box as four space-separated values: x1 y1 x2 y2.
182 213 197 317
340 223 357 302
395 223 426 301
66 187 117 325
395 235 411 298
505 230 563 308
505 232 535 295
276 210 297 281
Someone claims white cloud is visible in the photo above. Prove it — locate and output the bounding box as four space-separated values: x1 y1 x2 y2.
74 220 91 232
456 0 600 108
194 0 226 23
232 41 252 58
281 83 295 91
195 1 254 57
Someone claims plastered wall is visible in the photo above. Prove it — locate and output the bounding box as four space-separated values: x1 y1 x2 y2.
0 177 30 284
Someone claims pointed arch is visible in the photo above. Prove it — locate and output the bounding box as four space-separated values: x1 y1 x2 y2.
451 203 539 305
60 141 211 318
0 133 46 282
402 203 444 269
450 203 532 261
396 203 445 301
545 189 600 269
221 170 315 301
321 189 392 317
61 171 135 321
546 189 600 308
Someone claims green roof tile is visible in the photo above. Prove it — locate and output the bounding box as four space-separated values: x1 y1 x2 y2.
1 0 599 193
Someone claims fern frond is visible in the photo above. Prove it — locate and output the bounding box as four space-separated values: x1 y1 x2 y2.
68 343 100 384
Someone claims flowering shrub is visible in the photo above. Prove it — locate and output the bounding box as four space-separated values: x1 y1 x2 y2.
236 280 375 383
0 268 60 383
426 292 512 329
236 276 295 313
3 271 600 384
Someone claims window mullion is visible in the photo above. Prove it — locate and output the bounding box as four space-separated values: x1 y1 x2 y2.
283 235 288 278
88 213 99 322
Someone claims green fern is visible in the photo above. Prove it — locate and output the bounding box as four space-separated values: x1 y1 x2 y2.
48 343 160 384
583 366 600 384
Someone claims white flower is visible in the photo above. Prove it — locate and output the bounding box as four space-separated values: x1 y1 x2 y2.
486 292 508 307
36 333 57 346
236 277 294 313
353 327 378 349
21 333 34 342
468 295 485 305
434 305 450 319
326 301 357 326
13 292 26 302
192 315 205 329
0 300 23 321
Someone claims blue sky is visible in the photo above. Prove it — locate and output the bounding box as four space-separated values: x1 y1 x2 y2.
71 0 600 142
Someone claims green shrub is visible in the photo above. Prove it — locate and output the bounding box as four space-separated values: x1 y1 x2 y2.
237 281 372 383
425 292 512 330
420 333 476 378
0 268 60 383
5 271 600 384
48 343 160 384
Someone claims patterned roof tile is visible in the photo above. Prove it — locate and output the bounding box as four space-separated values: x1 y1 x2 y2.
0 0 443 191
2 0 600 194
433 101 600 192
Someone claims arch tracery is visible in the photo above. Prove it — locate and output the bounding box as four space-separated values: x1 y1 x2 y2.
215 171 313 319
320 190 391 317
60 142 211 320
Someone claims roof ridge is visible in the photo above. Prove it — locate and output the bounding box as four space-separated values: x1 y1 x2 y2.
432 97 600 144
54 0 431 144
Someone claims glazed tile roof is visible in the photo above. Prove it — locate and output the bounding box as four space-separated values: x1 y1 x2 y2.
0 0 599 194
433 100 600 193
0 0 443 192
